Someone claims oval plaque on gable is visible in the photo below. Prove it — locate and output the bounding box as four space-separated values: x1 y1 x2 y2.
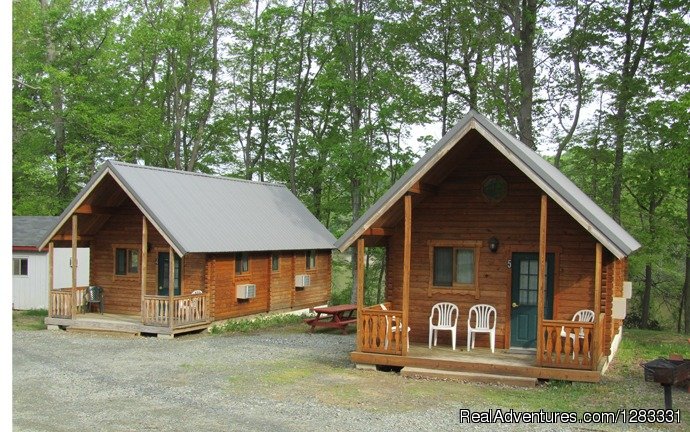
481 175 507 204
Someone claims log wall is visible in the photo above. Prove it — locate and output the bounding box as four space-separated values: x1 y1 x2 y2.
207 250 331 320
384 141 604 349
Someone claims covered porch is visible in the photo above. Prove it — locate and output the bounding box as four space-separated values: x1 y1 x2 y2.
351 193 609 382
44 205 212 336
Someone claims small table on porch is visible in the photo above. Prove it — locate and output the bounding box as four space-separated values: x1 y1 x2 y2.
304 304 357 334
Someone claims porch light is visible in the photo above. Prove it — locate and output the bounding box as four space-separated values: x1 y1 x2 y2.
488 237 499 253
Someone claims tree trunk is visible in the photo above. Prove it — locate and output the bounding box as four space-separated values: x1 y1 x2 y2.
683 167 690 334
501 0 538 149
41 0 69 202
376 252 386 304
187 0 219 171
349 177 361 304
610 0 655 222
641 263 652 328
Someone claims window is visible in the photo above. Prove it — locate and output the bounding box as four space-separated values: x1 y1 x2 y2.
306 250 316 270
271 253 279 272
429 241 480 297
13 258 28 276
481 175 508 204
235 252 249 274
115 248 139 276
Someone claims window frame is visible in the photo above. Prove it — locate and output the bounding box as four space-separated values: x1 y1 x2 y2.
271 253 280 272
13 257 29 277
305 250 316 270
427 240 481 298
235 252 249 275
113 245 140 278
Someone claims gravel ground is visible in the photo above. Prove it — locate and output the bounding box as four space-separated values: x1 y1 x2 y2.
13 329 665 432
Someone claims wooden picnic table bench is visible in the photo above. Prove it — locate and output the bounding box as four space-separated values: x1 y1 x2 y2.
304 304 357 334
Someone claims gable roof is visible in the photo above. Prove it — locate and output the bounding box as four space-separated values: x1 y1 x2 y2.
14 216 60 250
336 110 640 259
40 161 336 255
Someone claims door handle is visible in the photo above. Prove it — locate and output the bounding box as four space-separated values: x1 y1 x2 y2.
512 302 519 308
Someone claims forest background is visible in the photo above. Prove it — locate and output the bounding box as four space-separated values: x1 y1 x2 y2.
11 0 690 332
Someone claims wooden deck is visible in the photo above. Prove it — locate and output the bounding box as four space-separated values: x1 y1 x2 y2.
352 342 602 384
45 312 211 337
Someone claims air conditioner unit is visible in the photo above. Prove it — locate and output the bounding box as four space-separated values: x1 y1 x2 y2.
295 274 311 287
236 284 256 299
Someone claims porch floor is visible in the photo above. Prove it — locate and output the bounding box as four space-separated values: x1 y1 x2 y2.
352 342 602 383
45 313 211 337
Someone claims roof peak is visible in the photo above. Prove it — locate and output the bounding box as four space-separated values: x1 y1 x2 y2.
105 160 286 189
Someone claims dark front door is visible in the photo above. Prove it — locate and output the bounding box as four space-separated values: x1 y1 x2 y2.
510 252 555 348
157 252 181 296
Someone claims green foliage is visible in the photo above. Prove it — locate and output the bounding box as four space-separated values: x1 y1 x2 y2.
208 313 305 335
11 0 690 330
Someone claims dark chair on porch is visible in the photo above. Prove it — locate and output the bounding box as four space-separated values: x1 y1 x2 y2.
83 285 104 314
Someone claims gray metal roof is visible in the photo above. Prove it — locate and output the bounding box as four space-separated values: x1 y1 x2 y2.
41 161 336 254
14 216 60 248
336 110 641 259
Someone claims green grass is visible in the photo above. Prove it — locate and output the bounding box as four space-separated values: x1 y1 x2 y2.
470 328 690 428
12 309 48 331
208 313 306 334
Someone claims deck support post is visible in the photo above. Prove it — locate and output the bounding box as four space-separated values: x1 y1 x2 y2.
536 194 547 366
71 215 78 318
48 242 54 317
169 246 175 331
356 238 365 353
593 242 603 370
141 217 148 324
402 194 412 356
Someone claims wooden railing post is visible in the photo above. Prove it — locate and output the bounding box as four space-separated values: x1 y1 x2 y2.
48 242 54 317
593 243 603 370
402 194 411 356
141 217 148 324
356 238 365 353
169 246 175 330
536 194 547 366
71 215 78 318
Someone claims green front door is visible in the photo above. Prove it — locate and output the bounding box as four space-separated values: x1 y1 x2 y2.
157 252 181 296
510 252 555 348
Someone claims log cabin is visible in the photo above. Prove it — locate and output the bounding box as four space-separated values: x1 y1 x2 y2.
336 111 640 384
40 161 335 337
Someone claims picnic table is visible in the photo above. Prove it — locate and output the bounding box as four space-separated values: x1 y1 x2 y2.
304 304 357 334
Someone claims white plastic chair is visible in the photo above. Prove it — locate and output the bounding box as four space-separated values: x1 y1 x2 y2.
467 304 497 353
428 302 459 350
560 309 595 341
380 304 410 350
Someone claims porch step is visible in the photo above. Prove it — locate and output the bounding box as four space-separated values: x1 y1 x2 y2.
401 367 538 388
67 327 140 337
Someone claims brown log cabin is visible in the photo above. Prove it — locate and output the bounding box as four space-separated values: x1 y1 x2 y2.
336 111 640 383
40 161 335 337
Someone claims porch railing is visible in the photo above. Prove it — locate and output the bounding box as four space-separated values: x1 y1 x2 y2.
539 319 596 370
49 287 87 318
142 293 210 327
360 304 404 355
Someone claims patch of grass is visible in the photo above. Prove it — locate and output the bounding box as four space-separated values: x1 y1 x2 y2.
208 313 305 335
13 309 48 331
22 308 48 317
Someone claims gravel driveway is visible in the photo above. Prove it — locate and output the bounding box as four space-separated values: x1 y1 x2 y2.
13 329 661 431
